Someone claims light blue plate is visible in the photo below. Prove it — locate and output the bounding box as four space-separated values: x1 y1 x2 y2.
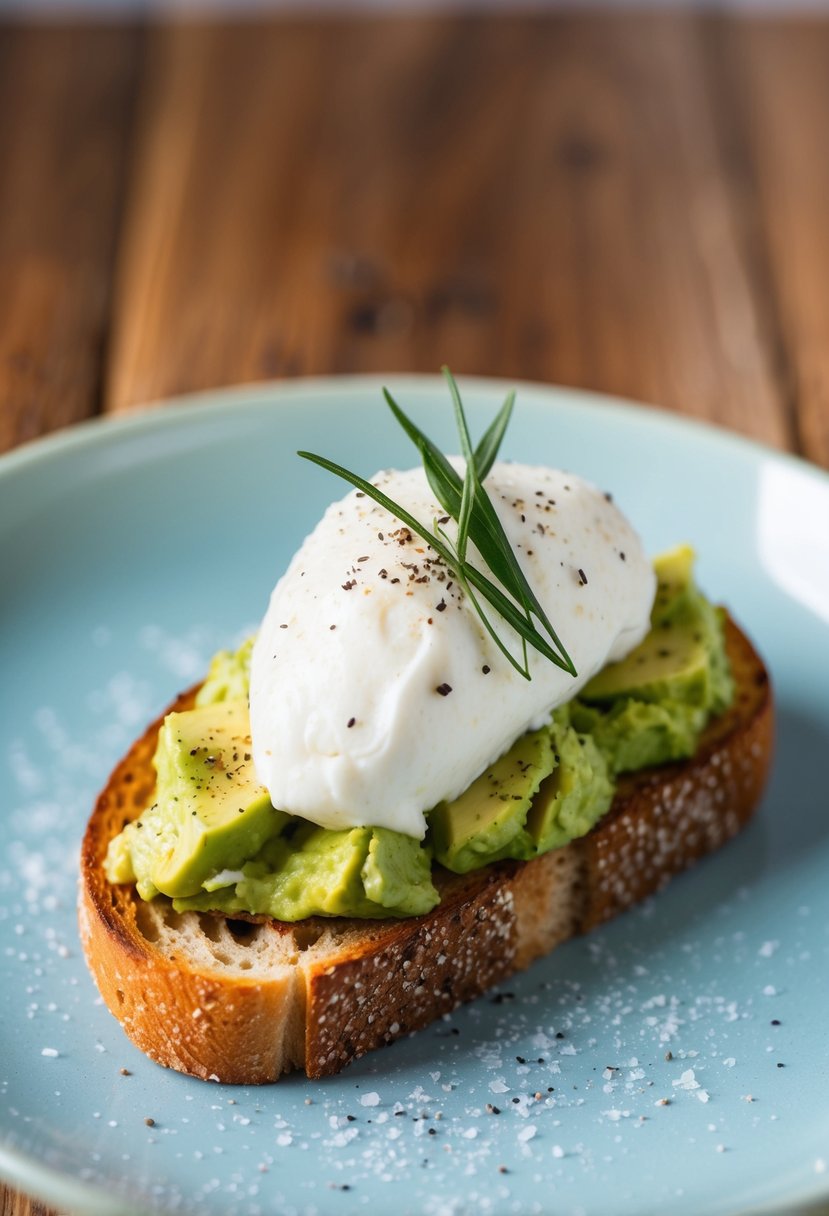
2 376 828 1216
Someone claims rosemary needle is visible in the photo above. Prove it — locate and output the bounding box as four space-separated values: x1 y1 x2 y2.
299 369 577 681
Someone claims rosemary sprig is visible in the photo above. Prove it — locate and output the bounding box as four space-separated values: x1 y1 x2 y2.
298 368 577 680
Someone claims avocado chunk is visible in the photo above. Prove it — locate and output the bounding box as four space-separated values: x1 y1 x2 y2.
430 728 555 874
581 547 720 709
650 544 697 625
580 619 712 707
362 828 437 915
527 710 614 852
570 697 704 775
174 823 439 920
105 691 439 918
195 638 254 706
575 547 733 772
146 700 287 899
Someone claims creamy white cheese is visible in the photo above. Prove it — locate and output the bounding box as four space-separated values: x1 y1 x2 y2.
250 462 655 838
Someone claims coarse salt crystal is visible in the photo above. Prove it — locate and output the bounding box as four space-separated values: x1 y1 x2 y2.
329 1129 358 1148
552 1145 565 1159
41 1048 58 1058
360 1092 381 1108
518 1125 536 1143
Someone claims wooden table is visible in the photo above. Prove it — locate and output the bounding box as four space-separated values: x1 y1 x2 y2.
2 12 827 1216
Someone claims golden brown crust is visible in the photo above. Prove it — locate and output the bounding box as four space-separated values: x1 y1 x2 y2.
78 616 773 1084
580 618 773 930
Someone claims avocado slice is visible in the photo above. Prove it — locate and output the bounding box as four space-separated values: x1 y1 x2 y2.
527 712 614 852
576 545 733 770
581 547 715 708
149 700 288 899
650 544 697 625
430 728 555 874
580 620 713 707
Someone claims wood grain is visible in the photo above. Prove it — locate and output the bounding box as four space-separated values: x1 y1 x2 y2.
0 1194 56 1216
105 13 788 451
718 18 829 468
3 12 829 1216
0 23 141 453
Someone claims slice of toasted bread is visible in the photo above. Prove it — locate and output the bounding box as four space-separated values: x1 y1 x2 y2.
78 615 772 1084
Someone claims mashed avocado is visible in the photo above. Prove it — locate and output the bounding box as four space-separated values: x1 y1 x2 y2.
105 548 733 920
105 696 438 920
174 824 437 920
573 546 733 774
195 638 254 706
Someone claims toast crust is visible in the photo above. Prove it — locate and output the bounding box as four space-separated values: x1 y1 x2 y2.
79 616 773 1083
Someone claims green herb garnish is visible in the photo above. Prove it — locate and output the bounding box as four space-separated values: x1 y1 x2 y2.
298 368 577 681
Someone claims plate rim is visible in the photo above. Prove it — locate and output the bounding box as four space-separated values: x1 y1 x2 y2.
0 1141 144 1216
2 373 828 1216
1 372 828 495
